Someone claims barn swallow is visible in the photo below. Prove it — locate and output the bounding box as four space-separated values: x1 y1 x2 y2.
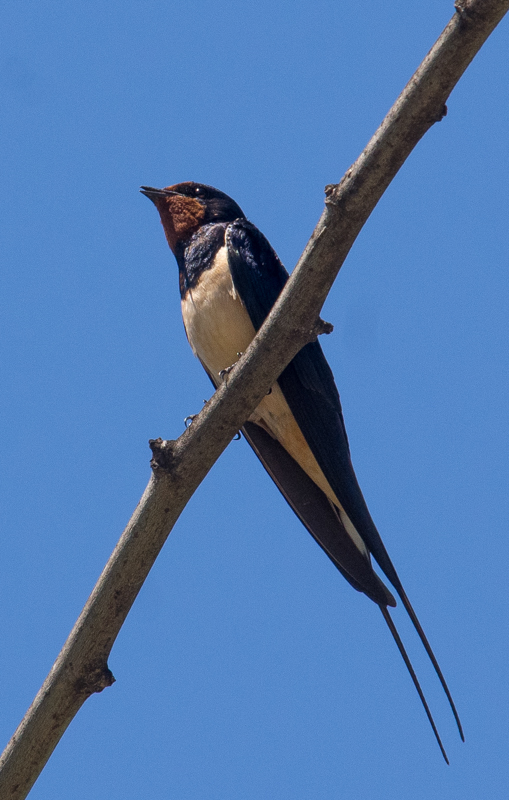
141 181 463 761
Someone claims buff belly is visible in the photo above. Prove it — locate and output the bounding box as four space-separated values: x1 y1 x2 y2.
181 246 367 556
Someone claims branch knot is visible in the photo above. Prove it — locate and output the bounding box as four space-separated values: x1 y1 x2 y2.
74 661 115 697
149 438 177 472
455 0 472 21
324 183 339 205
314 318 334 337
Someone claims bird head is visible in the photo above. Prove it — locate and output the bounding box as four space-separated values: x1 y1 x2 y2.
140 182 245 252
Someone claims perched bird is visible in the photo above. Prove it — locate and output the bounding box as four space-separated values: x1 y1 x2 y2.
141 181 463 761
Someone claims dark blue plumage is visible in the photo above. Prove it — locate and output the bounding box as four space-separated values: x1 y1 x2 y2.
175 223 228 295
141 181 463 761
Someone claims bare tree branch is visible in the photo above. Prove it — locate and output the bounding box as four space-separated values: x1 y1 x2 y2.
1 1 507 797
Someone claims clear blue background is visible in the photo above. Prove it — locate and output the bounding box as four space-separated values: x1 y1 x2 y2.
1 1 508 797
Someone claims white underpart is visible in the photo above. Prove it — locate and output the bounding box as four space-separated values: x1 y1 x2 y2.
181 245 368 556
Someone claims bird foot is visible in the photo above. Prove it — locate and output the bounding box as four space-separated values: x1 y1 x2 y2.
218 352 244 383
218 366 234 382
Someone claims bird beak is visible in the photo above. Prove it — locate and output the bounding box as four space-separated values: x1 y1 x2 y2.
140 186 180 203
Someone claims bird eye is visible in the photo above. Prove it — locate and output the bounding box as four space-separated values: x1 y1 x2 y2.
195 186 204 196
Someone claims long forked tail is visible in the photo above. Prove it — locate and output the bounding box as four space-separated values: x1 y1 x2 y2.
380 606 450 764
393 585 464 742
369 535 464 743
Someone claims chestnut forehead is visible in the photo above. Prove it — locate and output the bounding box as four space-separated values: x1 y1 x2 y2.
166 181 194 193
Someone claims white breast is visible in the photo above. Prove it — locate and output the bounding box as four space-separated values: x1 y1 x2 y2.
181 246 256 380
181 245 368 556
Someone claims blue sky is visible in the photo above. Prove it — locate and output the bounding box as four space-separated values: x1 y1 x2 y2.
1 1 508 798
